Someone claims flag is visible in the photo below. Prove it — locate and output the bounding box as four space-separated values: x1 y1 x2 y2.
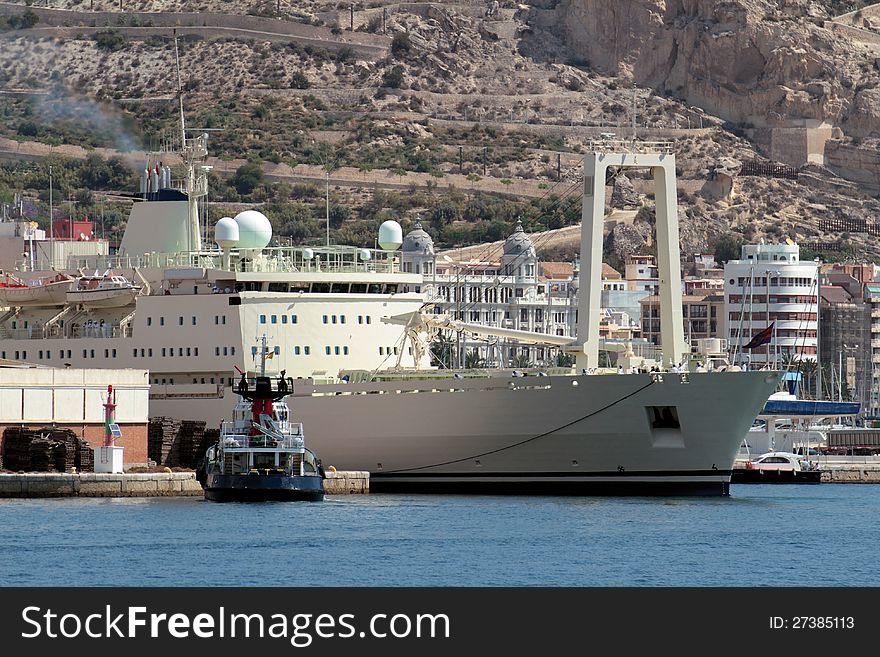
265 351 274 359
744 323 774 349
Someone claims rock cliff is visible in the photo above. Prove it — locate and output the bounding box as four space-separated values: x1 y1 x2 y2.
556 0 880 139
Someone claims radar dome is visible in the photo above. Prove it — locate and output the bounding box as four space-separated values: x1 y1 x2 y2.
233 210 272 251
359 249 372 261
214 217 239 250
378 220 403 250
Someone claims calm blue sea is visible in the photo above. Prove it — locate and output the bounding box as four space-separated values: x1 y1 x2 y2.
1 485 878 586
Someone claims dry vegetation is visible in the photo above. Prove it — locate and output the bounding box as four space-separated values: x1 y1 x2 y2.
1 0 880 260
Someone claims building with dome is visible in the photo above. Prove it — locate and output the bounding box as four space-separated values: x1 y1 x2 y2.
400 220 580 367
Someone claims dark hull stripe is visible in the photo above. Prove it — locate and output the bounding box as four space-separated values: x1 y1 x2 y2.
372 469 733 479
204 489 324 502
371 479 730 496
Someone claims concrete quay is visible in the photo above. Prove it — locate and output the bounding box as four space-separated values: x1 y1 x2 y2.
324 470 370 495
820 466 880 484
0 472 203 498
0 471 369 497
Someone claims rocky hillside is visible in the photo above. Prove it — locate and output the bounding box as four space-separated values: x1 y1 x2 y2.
1 0 880 262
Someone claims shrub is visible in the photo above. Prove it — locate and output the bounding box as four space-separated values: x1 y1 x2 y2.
94 30 125 52
381 65 404 89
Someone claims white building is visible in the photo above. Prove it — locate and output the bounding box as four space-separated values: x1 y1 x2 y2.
625 254 659 294
400 221 578 367
724 243 819 367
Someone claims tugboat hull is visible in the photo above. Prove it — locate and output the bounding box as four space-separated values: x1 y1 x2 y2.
204 474 324 502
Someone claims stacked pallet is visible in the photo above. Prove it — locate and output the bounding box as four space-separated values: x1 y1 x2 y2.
148 418 213 468
29 437 55 471
75 438 94 472
148 417 182 466
180 420 208 468
2 428 33 471
1 427 95 472
50 430 78 472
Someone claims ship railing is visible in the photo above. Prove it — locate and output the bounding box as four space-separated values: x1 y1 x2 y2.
4 325 129 340
219 424 305 449
68 246 400 275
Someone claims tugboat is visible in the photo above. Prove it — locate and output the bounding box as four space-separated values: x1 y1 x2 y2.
198 339 325 501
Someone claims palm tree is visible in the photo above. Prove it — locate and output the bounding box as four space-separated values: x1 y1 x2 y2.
510 353 532 369
464 349 485 369
554 351 574 367
430 332 454 369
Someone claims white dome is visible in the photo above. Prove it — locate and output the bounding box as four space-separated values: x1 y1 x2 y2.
214 216 239 250
378 220 403 250
233 210 272 251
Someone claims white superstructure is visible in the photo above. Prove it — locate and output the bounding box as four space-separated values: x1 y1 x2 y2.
0 134 780 494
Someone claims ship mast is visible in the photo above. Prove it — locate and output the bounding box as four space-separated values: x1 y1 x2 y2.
173 31 204 254
259 334 268 377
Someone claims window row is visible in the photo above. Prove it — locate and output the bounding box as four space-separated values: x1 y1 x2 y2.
260 314 299 324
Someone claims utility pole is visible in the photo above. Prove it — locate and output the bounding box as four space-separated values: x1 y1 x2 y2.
458 145 463 174
48 165 53 267
383 8 387 34
482 146 487 176
350 4 354 31
325 170 330 247
557 153 561 181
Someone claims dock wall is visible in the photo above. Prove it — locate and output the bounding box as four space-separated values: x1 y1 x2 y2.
0 471 369 497
821 468 880 483
0 472 202 497
324 470 370 495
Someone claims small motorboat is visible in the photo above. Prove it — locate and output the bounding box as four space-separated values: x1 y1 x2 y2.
198 365 325 502
67 272 141 308
732 451 822 484
0 271 74 307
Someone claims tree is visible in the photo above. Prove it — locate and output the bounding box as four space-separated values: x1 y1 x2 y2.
328 204 351 229
381 65 405 89
510 353 532 369
390 32 412 59
464 349 485 369
555 351 574 367
430 333 454 369
79 154 113 189
290 71 310 89
231 161 263 196
430 201 457 230
713 232 744 264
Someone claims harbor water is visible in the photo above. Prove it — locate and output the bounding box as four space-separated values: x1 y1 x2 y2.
1 485 878 587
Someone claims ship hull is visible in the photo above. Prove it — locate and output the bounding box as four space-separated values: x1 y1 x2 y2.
158 370 781 496
203 473 324 502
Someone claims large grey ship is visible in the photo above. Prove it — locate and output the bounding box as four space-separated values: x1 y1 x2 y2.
0 133 779 494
